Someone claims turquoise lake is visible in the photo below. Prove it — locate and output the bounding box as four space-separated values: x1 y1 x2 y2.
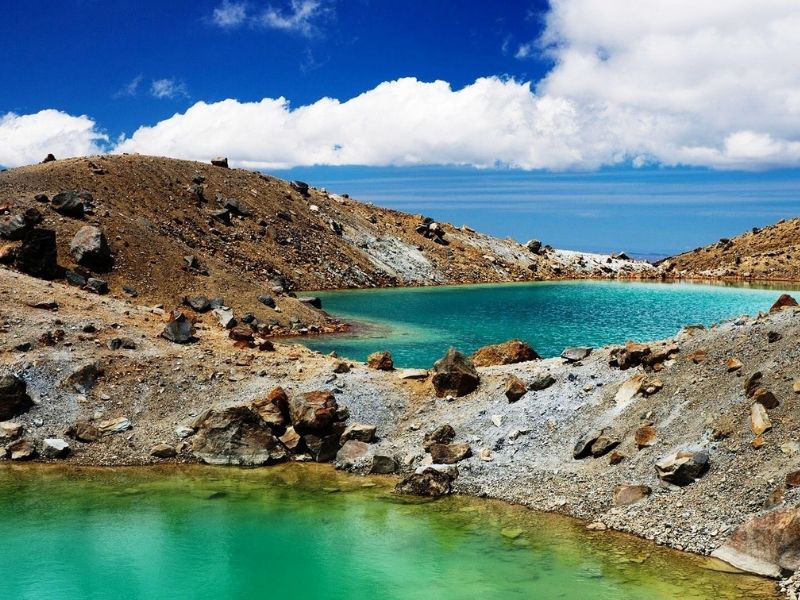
301 281 794 368
0 464 778 599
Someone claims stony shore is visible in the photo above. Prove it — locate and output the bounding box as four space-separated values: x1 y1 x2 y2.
2 265 800 597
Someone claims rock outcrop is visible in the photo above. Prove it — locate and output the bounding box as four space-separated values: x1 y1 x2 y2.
431 348 480 397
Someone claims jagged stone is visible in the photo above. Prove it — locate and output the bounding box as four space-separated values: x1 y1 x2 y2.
613 484 652 506
192 406 287 466
289 390 338 434
97 417 132 434
211 157 229 168
370 455 398 474
753 388 780 409
299 296 322 309
712 507 800 578
0 374 33 420
429 442 471 464
471 339 539 367
745 372 763 398
5 438 36 460
161 311 195 344
635 424 657 449
17 229 59 279
528 369 556 391
423 424 456 451
770 294 798 313
251 387 289 428
183 296 211 312
751 403 772 435
66 420 100 443
70 226 112 271
504 375 527 402
341 423 376 444
395 468 454 497
51 191 84 217
561 347 592 362
150 443 177 458
42 438 70 459
655 450 709 486
431 347 480 397
367 351 394 371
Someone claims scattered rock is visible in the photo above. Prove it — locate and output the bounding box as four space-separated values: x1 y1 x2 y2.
615 374 645 406
769 294 798 313
526 239 542 254
395 468 454 497
751 403 772 435
192 406 287 466
97 417 132 435
17 229 59 279
51 191 85 218
504 375 527 402
341 423 376 444
251 387 289 428
66 420 100 443
561 347 592 362
257 294 276 308
289 390 338 434
335 440 370 470
161 311 195 344
753 388 780 409
655 450 709 486
423 424 456 451
367 351 394 371
431 347 480 397
712 507 800 578
213 307 236 329
42 438 70 459
0 374 33 420
183 296 211 312
69 226 112 271
635 424 657 449
5 438 35 460
613 484 652 506
211 157 229 168
107 337 136 350
298 296 322 309
745 372 763 398
150 443 177 459
687 349 707 364
0 421 22 441
471 339 539 367
279 426 302 451
528 369 556 391
370 454 398 474
303 431 342 462
726 357 743 372
767 331 782 343
84 278 108 295
429 442 472 464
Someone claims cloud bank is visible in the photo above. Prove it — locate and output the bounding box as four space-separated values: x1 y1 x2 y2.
3 0 800 170
0 110 107 168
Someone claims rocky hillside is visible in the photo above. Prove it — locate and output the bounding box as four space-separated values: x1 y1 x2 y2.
663 217 800 282
0 154 656 332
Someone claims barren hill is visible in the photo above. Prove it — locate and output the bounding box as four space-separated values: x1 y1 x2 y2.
663 218 800 282
0 154 655 330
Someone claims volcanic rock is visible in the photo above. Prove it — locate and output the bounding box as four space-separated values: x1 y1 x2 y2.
367 351 394 371
192 406 287 466
471 339 539 367
431 347 480 397
655 450 709 486
0 374 33 421
69 226 112 271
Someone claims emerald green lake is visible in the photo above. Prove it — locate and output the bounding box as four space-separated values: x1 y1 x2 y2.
302 281 794 368
0 465 778 599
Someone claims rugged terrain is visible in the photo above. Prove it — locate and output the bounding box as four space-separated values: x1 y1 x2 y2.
1 265 800 596
663 217 800 282
0 154 656 333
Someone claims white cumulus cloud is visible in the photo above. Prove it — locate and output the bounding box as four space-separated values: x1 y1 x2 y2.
211 0 248 28
0 110 108 168
7 0 800 171
259 0 329 37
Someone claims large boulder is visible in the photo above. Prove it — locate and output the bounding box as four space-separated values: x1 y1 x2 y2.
250 387 289 428
655 450 709 486
613 484 652 506
303 430 343 462
471 339 539 367
191 406 287 466
504 375 527 402
5 438 36 460
51 191 85 218
289 391 338 434
340 423 376 444
431 347 480 397
573 427 619 459
367 351 394 371
17 229 59 279
42 438 70 459
429 442 472 464
0 375 33 421
561 347 592 362
422 424 456 451
335 440 370 470
394 467 454 497
69 226 112 271
161 311 195 344
770 294 798 313
712 507 800 578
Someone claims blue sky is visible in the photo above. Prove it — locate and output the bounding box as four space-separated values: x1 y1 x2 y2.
2 0 799 255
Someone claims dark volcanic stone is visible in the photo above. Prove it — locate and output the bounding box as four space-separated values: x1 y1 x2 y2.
17 229 59 279
0 374 33 420
51 191 85 218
